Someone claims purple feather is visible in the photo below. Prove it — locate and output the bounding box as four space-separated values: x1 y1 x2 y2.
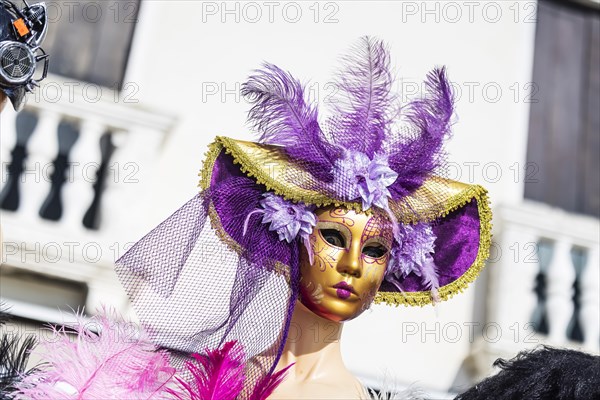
249 363 294 400
242 63 341 182
386 222 441 302
327 36 393 158
388 66 455 199
167 341 245 400
420 256 441 303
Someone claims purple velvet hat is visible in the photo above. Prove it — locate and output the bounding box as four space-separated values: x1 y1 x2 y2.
114 36 492 391
201 136 491 307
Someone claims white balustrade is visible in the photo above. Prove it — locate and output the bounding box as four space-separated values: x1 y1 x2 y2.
1 75 176 322
486 225 539 332
95 129 129 239
485 201 600 356
99 127 164 238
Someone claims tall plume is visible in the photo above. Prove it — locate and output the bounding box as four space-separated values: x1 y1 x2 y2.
387 66 455 199
242 63 340 182
328 36 394 158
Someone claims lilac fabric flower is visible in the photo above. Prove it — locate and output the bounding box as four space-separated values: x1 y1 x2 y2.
259 193 317 243
388 223 436 278
244 193 316 244
334 150 398 211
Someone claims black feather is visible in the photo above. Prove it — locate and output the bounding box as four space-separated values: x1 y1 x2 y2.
0 303 39 399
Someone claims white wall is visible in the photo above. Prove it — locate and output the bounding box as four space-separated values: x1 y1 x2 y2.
119 0 538 392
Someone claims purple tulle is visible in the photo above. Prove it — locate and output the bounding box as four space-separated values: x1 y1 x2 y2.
115 189 300 399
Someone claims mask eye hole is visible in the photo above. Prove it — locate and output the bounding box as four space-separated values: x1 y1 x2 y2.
320 229 346 248
362 245 387 259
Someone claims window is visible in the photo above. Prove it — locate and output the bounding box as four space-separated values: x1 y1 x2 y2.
40 0 141 89
524 0 599 217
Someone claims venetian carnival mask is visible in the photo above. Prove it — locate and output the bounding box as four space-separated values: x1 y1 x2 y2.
299 206 394 322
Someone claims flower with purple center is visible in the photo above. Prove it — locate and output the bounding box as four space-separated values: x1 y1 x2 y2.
334 150 398 211
255 192 317 243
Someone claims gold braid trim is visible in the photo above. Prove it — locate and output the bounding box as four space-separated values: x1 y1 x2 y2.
197 139 222 191
373 190 493 307
209 137 366 213
394 183 489 225
201 137 488 224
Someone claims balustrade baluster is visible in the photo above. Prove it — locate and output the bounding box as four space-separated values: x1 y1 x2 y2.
488 226 539 335
0 108 18 187
99 127 162 238
18 111 60 221
60 120 105 231
546 239 576 344
1 110 39 211
580 246 600 351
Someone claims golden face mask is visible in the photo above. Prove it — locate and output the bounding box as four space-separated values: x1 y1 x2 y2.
299 206 394 322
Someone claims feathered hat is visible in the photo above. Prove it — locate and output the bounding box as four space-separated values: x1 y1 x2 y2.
115 36 491 391
200 36 491 305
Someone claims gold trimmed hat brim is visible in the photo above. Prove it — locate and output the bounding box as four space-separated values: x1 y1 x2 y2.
199 136 492 307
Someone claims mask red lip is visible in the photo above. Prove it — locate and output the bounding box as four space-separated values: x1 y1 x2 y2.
333 281 356 294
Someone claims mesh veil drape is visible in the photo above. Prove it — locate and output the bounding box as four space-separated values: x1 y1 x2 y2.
115 190 299 397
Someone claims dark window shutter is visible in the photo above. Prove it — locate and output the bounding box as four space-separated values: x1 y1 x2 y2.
42 0 141 89
525 0 600 217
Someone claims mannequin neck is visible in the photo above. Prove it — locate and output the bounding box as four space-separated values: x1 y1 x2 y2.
277 301 345 380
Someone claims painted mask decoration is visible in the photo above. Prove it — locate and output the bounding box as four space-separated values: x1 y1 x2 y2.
299 206 394 322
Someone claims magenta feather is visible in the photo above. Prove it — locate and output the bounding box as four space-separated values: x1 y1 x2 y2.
327 36 393 158
241 63 341 182
13 307 176 399
388 66 455 199
167 341 245 400
249 363 294 400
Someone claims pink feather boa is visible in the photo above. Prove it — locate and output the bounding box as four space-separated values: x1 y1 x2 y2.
14 308 176 399
13 308 291 400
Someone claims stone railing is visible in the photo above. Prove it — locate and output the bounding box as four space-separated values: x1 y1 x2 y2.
471 200 599 376
1 77 176 319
